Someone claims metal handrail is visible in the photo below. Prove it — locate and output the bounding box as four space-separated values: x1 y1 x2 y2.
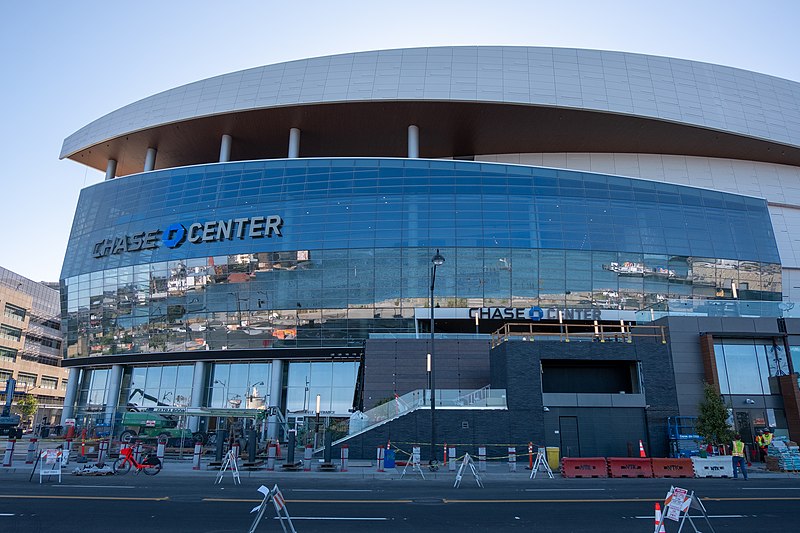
491 322 667 347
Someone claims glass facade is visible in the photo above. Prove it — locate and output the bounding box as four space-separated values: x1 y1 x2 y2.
60 159 782 358
285 361 359 416
714 340 790 395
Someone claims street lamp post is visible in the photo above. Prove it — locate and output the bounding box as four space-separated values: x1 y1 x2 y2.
429 249 445 466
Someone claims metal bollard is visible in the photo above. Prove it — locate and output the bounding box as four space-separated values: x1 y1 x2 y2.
287 431 296 464
26 438 38 464
303 444 313 472
508 446 517 472
231 442 240 462
247 430 257 463
478 446 487 472
96 439 107 466
192 441 202 470
376 446 385 472
119 443 129 459
134 441 143 463
156 441 166 465
3 438 16 467
448 446 456 471
340 445 349 472
267 443 277 471
63 439 72 465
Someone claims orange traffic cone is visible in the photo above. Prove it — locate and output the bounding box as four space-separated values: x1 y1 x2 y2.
639 440 647 458
654 502 666 533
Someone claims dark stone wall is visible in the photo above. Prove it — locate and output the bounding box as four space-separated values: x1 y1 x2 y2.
490 337 679 458
335 407 513 462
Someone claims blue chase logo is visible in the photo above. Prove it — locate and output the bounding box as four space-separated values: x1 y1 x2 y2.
526 306 544 321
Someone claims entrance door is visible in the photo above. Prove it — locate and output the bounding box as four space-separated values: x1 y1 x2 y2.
735 411 754 448
559 416 580 458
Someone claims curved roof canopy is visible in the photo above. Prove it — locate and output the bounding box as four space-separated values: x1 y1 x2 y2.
62 46 800 176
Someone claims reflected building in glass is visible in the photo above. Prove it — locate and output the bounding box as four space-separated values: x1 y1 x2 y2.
57 47 800 455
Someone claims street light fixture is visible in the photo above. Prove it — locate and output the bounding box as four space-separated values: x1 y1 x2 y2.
429 249 445 466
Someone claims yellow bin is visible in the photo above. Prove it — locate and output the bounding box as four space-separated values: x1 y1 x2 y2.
546 447 560 470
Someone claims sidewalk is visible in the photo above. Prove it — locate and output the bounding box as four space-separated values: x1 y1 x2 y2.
2 454 798 481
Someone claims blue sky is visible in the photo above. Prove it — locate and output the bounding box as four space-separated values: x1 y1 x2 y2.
1 0 798 282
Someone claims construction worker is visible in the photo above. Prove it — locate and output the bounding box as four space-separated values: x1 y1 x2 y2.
732 434 748 480
756 430 765 462
760 428 773 461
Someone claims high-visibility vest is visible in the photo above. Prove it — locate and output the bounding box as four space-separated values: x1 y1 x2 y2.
764 433 773 446
732 440 745 457
756 435 764 446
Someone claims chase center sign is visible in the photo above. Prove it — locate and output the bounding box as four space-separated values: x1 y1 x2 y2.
469 306 602 321
92 215 283 258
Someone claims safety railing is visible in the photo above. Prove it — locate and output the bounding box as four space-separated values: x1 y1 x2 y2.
335 387 506 445
491 322 667 348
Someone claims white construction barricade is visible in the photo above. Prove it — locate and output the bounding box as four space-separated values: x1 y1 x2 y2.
692 456 734 478
654 485 715 533
454 453 484 488
39 449 63 483
2 438 16 467
400 446 425 480
303 445 313 472
215 448 241 485
340 445 349 472
530 447 554 479
448 447 456 472
376 446 385 472
26 438 38 464
267 443 277 471
248 484 296 533
192 441 202 470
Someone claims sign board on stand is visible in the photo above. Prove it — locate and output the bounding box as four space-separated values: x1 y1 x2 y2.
39 449 62 483
656 485 717 533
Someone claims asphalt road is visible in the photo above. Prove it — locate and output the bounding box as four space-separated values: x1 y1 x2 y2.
2 471 800 532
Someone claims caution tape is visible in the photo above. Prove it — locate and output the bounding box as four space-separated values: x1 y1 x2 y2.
388 443 527 463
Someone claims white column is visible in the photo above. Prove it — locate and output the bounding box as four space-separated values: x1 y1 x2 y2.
188 361 207 432
144 147 157 171
219 134 232 162
267 359 284 441
105 159 117 180
288 128 301 158
408 125 419 158
59 367 81 424
104 364 124 425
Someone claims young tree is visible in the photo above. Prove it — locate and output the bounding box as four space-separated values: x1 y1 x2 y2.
696 382 734 445
16 394 38 420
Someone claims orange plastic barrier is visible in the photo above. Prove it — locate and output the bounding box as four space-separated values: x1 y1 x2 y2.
608 457 653 478
561 457 608 478
651 458 693 478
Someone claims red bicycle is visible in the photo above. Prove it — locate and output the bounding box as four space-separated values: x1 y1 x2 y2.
113 447 162 475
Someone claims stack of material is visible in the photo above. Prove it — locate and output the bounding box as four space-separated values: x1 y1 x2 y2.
768 439 800 472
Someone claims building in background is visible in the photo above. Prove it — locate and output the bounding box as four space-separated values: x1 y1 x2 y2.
0 266 67 432
57 47 800 457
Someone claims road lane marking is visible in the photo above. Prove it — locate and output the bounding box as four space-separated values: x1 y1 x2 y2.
202 496 800 505
275 517 388 521
54 485 135 489
291 489 373 493
633 515 745 519
740 487 800 490
202 498 412 504
0 493 167 502
524 488 606 492
0 513 15 517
